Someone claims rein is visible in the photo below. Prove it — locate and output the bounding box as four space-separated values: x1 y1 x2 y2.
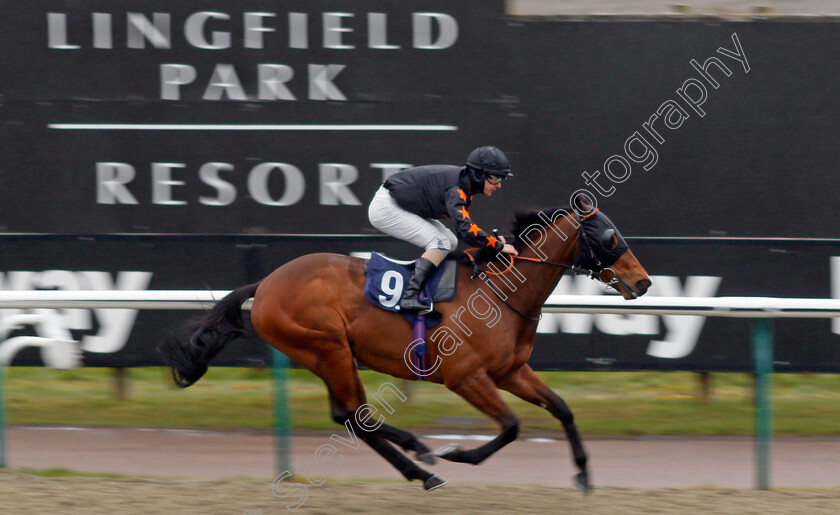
481 272 543 322
462 251 562 322
515 255 608 282
463 213 623 321
466 252 602 282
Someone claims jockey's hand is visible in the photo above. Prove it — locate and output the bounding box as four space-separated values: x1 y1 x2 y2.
501 244 519 257
499 235 507 245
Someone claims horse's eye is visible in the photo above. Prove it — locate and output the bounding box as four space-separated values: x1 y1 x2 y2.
600 229 618 250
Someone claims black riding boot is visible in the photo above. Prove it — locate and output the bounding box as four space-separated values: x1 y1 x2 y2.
399 258 437 312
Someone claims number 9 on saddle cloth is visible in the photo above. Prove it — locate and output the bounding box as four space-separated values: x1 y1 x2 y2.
363 252 458 328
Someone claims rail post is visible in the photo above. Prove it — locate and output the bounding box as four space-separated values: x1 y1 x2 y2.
272 347 291 475
0 364 6 468
751 318 774 490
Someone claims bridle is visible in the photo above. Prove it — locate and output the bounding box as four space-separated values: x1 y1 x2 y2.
466 253 616 322
464 212 627 321
515 255 620 287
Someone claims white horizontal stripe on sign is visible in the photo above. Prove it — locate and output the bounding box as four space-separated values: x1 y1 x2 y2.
47 124 458 131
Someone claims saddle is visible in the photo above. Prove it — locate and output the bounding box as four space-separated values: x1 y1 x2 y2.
363 252 458 328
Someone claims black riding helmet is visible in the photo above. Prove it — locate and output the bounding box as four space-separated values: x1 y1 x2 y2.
465 146 513 186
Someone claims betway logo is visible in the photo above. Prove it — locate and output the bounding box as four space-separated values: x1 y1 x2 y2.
0 270 153 353
537 275 722 359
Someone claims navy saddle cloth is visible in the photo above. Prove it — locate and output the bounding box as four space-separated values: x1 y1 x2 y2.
363 252 458 328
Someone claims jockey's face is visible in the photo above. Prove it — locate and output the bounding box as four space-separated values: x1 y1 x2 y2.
483 178 503 196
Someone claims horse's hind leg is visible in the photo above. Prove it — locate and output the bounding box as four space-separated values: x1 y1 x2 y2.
322 356 444 490
432 372 520 465
327 391 434 464
374 422 435 465
497 365 590 492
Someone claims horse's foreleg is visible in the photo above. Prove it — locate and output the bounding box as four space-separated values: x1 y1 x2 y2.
433 372 519 465
497 365 590 492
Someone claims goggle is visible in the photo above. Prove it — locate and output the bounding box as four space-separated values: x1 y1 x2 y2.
485 174 507 185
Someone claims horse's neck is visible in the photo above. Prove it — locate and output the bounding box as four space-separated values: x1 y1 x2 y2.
509 218 580 315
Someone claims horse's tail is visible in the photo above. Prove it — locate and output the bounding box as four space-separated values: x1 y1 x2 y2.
159 282 261 388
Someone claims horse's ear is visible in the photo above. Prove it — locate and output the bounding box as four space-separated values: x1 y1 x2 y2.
573 193 595 215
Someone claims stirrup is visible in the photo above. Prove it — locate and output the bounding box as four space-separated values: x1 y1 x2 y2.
418 298 434 316
398 298 433 314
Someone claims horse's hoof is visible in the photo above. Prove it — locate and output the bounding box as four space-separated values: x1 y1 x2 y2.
424 475 447 491
432 443 461 460
573 472 591 494
416 451 437 465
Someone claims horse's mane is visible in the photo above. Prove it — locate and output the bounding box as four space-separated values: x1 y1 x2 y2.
511 205 576 252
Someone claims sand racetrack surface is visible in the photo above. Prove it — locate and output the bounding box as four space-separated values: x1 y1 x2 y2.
2 472 840 515
4 427 840 514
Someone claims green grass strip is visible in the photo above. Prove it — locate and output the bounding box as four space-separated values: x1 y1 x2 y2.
3 367 840 436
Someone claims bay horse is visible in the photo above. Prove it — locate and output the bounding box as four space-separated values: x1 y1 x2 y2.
160 200 651 492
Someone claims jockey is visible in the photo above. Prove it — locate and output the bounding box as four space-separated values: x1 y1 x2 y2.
368 146 520 312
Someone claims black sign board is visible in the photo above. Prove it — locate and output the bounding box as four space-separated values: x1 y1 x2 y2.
2 236 839 372
2 3 839 237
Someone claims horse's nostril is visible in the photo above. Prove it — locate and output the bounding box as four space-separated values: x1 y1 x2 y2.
636 278 652 293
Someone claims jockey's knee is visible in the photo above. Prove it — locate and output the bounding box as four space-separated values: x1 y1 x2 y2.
446 231 458 251
425 238 452 259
